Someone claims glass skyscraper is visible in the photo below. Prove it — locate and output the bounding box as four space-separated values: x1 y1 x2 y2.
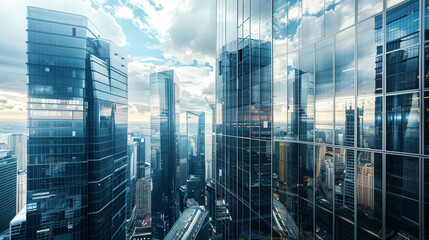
150 70 180 239
217 0 428 239
0 150 17 234
26 7 128 239
216 0 272 238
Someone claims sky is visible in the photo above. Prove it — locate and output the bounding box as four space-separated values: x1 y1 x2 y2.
0 0 216 123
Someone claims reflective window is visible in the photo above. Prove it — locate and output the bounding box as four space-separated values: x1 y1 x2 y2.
273 0 287 57
273 57 287 139
325 0 355 36
357 15 383 61
315 145 334 239
358 56 383 96
287 0 301 52
386 93 420 153
358 0 383 21
425 43 429 88
386 155 420 239
302 0 324 46
356 151 383 239
426 92 429 154
315 37 334 144
387 0 409 8
426 0 429 41
425 158 429 239
334 148 355 239
287 52 298 140
335 98 354 146
386 46 419 92
299 47 314 142
335 27 355 98
386 0 419 52
357 96 382 149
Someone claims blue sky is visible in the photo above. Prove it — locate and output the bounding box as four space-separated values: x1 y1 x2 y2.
0 0 216 123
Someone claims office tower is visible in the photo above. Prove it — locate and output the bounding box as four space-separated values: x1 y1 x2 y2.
164 204 209 240
135 178 151 219
0 150 17 234
216 0 272 239
134 137 146 179
126 137 138 226
272 0 427 239
150 70 180 239
8 134 27 171
10 207 26 240
186 111 205 206
17 171 27 213
26 7 128 239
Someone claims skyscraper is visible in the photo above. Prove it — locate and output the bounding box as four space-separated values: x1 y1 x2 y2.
134 137 146 179
7 134 27 171
186 111 205 206
0 150 17 234
271 0 426 239
26 7 128 239
150 70 180 239
216 0 272 238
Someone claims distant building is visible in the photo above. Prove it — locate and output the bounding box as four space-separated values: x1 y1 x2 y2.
164 205 209 240
135 178 151 218
150 70 180 239
131 214 151 240
0 150 17 233
7 134 26 172
9 207 26 240
126 137 138 228
16 171 26 213
134 137 146 179
186 175 205 206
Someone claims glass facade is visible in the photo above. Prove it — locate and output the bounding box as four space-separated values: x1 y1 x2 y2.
272 0 427 239
216 0 272 238
26 6 128 240
0 150 17 233
150 70 180 239
186 111 205 205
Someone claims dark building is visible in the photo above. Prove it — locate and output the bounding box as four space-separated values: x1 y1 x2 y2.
150 70 180 239
10 207 26 240
26 6 128 239
0 150 17 233
164 205 209 240
134 137 146 179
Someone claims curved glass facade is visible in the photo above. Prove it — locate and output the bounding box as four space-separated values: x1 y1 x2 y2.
26 7 128 240
272 0 427 239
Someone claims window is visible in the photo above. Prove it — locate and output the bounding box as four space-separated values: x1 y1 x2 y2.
72 27 76 36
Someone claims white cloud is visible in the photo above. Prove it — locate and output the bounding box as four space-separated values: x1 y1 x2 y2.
115 5 134 20
129 0 216 65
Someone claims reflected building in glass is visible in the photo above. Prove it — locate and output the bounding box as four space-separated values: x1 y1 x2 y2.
272 0 427 239
26 7 128 239
186 111 205 205
216 0 272 238
150 70 180 239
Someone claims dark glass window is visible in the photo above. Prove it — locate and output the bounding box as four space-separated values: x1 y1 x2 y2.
386 46 419 92
386 155 420 239
386 93 419 153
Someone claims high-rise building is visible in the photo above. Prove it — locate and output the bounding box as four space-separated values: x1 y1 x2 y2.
270 0 426 239
150 70 180 239
0 150 17 234
216 0 272 239
26 7 128 239
186 111 205 206
217 0 428 239
126 137 138 228
16 171 27 213
134 137 146 179
10 207 26 240
135 178 151 218
7 134 27 171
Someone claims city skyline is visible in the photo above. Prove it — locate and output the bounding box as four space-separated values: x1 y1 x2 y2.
0 0 216 124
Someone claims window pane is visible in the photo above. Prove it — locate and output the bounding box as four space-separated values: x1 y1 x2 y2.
299 47 314 142
287 52 298 140
357 15 383 61
358 0 383 21
356 151 382 240
335 27 355 98
357 56 383 96
273 57 287 139
325 0 355 36
287 0 301 52
386 93 420 153
386 46 419 92
302 0 324 46
335 98 354 146
357 96 383 149
386 155 420 239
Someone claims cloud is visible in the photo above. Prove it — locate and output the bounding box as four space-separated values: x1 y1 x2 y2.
115 5 134 20
129 0 216 65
